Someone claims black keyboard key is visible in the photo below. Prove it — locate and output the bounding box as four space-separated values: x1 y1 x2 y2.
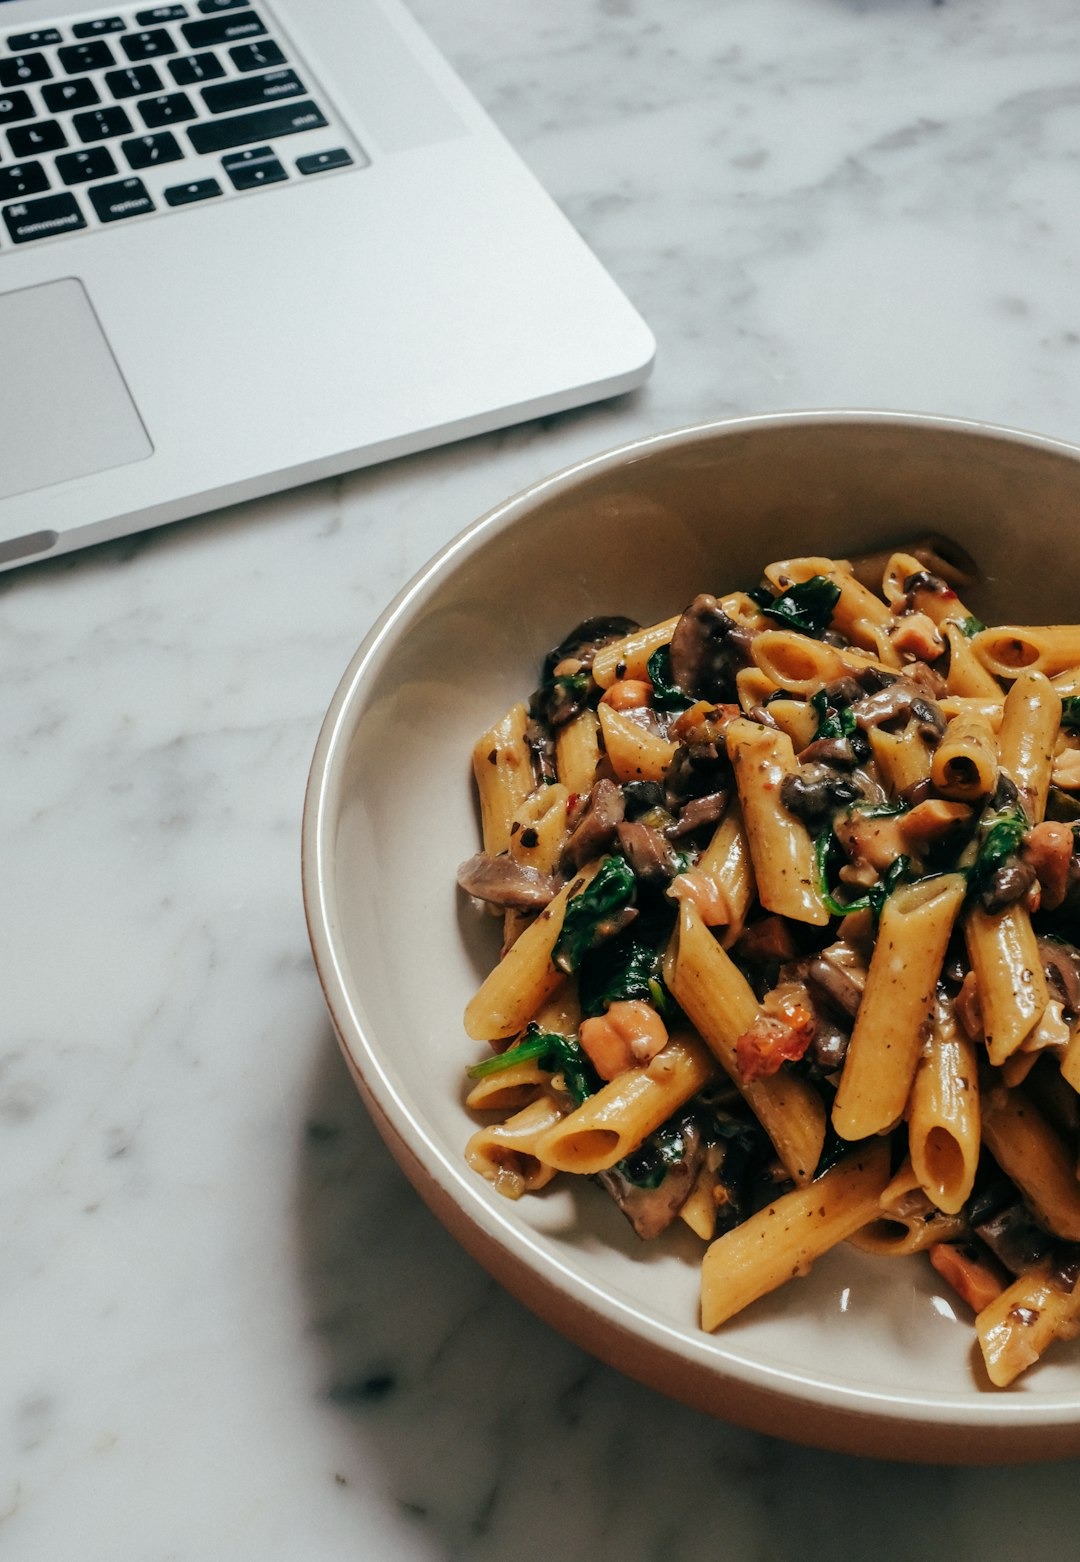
181 10 265 48
3 190 85 243
58 40 116 73
188 98 325 154
169 51 223 84
137 5 188 20
122 30 178 62
297 147 353 175
88 175 154 222
198 0 247 10
72 17 127 36
56 146 118 184
0 161 49 201
7 30 63 50
221 144 285 189
202 67 302 114
123 129 182 167
8 119 67 156
164 175 222 204
73 105 133 142
229 38 283 72
138 89 196 126
0 53 53 87
105 63 163 98
0 90 36 125
43 78 100 112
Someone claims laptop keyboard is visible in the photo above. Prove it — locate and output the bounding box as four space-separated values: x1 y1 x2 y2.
0 1 366 245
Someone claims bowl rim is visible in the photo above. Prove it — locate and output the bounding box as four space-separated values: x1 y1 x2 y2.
302 408 1080 1453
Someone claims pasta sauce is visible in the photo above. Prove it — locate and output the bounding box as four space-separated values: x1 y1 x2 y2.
456 541 1080 1387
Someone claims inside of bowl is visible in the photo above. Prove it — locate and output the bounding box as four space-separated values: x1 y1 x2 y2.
320 417 1080 1417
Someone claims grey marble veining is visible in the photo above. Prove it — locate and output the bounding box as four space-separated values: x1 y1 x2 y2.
6 0 1080 1556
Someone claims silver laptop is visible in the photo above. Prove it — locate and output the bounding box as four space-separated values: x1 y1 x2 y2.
0 0 655 571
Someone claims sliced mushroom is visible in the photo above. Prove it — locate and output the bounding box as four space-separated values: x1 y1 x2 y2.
670 789 729 839
805 940 868 1019
596 1117 703 1239
979 858 1036 912
562 778 625 871
456 853 557 910
974 1200 1053 1277
779 765 865 829
668 594 743 701
542 615 640 681
1037 935 1080 1019
616 820 681 884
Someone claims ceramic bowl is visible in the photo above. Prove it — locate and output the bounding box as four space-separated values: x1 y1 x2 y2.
302 411 1080 1462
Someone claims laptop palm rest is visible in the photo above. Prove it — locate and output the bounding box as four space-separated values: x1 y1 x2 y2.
1 278 152 503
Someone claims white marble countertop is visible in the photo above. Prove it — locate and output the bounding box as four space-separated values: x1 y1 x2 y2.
7 0 1080 1555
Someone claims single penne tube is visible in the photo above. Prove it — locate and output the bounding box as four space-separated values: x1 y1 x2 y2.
749 629 890 696
832 874 966 1141
976 1261 1080 1387
503 783 572 947
465 1093 568 1197
695 795 755 946
667 901 826 1184
880 550 979 625
555 708 602 795
699 1141 891 1332
964 903 1049 1066
597 701 678 784
472 701 535 855
464 860 601 1041
938 695 1003 730
980 1085 1080 1241
996 667 1061 823
930 710 999 801
907 994 980 1214
507 784 570 875
735 666 779 711
867 721 933 799
531 1032 715 1174
591 616 680 689
726 717 828 926
465 1057 553 1113
942 622 1005 701
762 696 818 752
973 624 1080 681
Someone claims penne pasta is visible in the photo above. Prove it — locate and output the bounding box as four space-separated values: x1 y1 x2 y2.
964 903 1049 1067
472 701 535 855
976 1262 1080 1387
995 668 1061 823
973 624 1080 681
832 875 965 1141
533 1033 714 1173
726 717 828 926
699 1142 890 1331
980 1086 1080 1241
465 1093 568 1198
930 711 999 802
456 545 1080 1384
907 995 980 1214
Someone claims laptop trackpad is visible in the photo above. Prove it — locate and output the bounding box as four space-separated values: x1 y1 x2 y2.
0 278 152 502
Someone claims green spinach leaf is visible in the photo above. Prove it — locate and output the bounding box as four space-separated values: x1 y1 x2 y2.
760 575 841 638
